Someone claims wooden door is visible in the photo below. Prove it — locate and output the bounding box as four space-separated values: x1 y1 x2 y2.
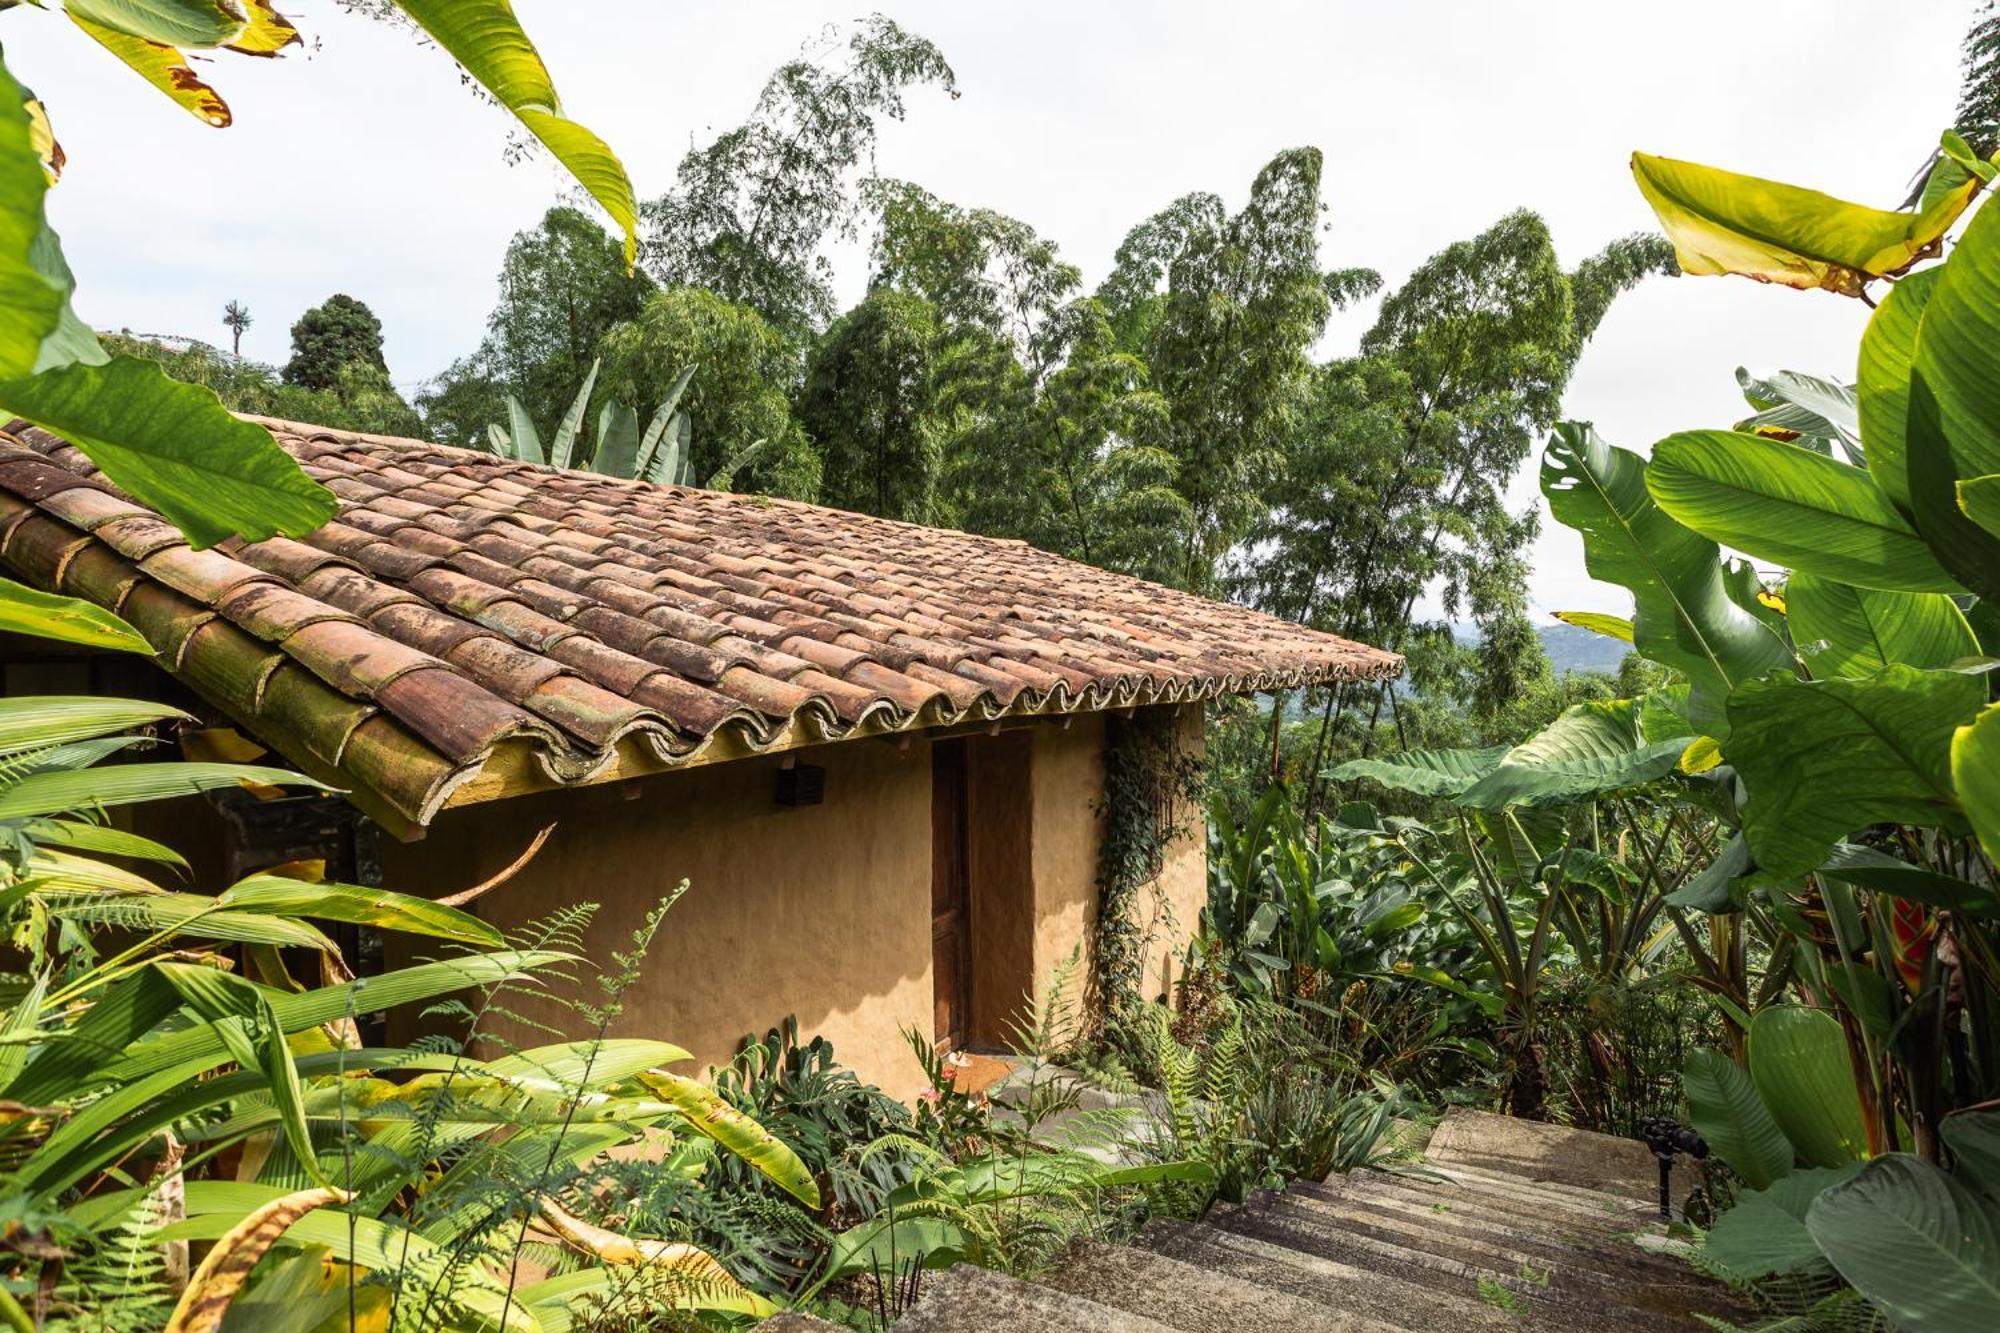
931 738 971 1050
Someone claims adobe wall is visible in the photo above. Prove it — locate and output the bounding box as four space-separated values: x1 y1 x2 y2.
380 703 1209 1101
380 732 938 1101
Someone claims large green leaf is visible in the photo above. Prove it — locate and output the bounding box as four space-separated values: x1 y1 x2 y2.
1683 1046 1795 1189
1857 257 1940 514
504 391 543 463
156 963 330 1189
1736 367 1862 461
1942 1111 2000 1200
0 357 336 547
1749 1006 1868 1170
1955 704 2000 865
547 355 599 470
1909 185 2000 484
0 696 183 756
1631 152 1976 296
1458 699 1687 810
1785 574 1979 678
823 1215 969 1281
1819 843 1997 916
591 398 640 477
1647 429 1958 592
1904 372 2000 603
1329 744 1507 799
0 64 68 381
638 1068 820 1208
1704 1164 1862 1279
1541 423 1789 728
0 579 150 653
1806 1155 2000 1333
395 1 638 265
1726 665 1984 878
1962 473 2000 539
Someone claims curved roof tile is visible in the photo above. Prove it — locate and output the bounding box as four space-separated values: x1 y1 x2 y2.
0 416 1401 830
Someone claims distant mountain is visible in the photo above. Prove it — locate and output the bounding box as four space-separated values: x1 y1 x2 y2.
1448 621 1629 677
1536 622 1629 676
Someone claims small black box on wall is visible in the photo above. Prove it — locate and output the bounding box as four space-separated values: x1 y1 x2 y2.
776 764 826 807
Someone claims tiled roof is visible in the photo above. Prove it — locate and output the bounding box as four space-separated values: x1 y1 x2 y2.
0 417 1400 830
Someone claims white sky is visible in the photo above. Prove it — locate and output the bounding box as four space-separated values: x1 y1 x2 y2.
5 1 1968 621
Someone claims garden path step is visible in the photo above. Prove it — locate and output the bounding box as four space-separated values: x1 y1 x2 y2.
1259 1186 1738 1319
756 1110 1748 1330
1131 1217 1532 1331
1039 1236 1405 1331
1424 1108 1691 1207
888 1264 1179 1332
1205 1194 1681 1331
1293 1177 1697 1280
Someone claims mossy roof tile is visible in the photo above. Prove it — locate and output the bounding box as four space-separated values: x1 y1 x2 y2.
0 414 1399 828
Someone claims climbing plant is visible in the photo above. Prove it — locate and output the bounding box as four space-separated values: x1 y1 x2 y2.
1092 708 1205 1015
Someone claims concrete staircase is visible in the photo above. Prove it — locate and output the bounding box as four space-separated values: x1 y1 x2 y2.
765 1109 1748 1331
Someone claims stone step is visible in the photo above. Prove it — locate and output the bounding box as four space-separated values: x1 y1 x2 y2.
1353 1160 1664 1230
1040 1236 1406 1333
1398 1153 1676 1216
1208 1194 1711 1330
1422 1109 1677 1206
1336 1167 1659 1246
889 1263 1181 1333
1134 1218 1556 1332
1264 1186 1737 1318
1299 1177 1696 1282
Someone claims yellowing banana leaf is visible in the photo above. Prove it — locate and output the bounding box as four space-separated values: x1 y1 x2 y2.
163 1183 536 1332
68 12 231 127
0 357 338 546
223 1 300 56
1631 152 1977 296
637 1068 820 1207
395 0 638 265
1551 610 1634 642
164 1184 351 1333
536 1196 775 1315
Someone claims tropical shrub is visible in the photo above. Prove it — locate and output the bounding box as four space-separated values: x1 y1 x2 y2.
1448 130 2000 1329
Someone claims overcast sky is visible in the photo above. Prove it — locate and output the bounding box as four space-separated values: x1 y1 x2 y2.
4 1 1971 621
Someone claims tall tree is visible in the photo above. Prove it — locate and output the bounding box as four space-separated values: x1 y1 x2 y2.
484 205 656 434
859 179 1181 576
222 299 252 358
1097 148 1381 590
1240 212 1674 799
597 287 820 500
642 16 955 335
1957 1 2000 157
798 288 943 522
283 293 388 391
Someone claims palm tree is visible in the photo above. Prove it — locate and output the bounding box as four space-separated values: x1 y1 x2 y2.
222 299 252 358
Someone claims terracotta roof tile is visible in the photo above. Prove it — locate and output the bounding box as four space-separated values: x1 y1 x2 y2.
0 414 1399 827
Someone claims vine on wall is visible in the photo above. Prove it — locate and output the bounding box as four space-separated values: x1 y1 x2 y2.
1092 706 1206 1017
